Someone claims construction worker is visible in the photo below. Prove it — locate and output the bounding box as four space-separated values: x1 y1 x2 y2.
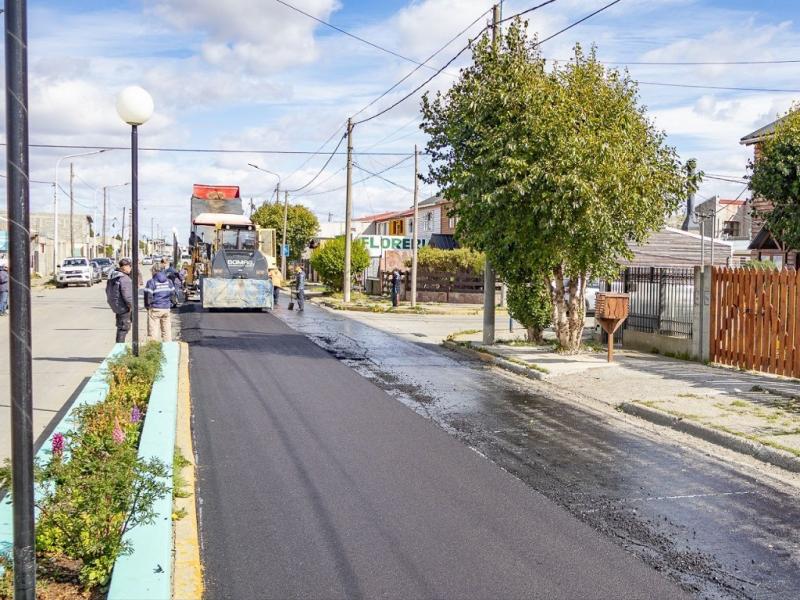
294 265 305 312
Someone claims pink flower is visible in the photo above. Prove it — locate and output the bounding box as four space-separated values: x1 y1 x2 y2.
51 433 64 457
112 419 125 445
130 405 142 424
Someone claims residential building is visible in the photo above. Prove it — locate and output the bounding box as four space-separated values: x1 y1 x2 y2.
691 195 751 241
740 114 798 267
624 228 733 268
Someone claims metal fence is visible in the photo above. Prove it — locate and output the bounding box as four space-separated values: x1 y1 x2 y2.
601 267 694 339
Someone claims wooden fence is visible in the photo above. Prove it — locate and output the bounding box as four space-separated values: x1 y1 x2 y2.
711 267 800 378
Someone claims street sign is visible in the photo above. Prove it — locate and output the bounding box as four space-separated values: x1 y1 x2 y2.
282 244 290 257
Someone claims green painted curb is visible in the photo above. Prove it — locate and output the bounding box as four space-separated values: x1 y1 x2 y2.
107 341 180 600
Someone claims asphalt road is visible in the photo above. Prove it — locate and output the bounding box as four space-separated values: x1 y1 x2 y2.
184 304 684 599
277 301 800 600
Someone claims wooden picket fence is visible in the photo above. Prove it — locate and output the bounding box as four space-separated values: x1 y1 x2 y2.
711 267 800 378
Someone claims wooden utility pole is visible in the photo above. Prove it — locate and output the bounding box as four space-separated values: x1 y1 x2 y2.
343 117 354 302
281 188 288 279
483 3 501 345
69 162 74 257
411 145 419 307
102 186 107 257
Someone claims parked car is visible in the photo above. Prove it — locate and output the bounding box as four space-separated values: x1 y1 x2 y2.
56 257 93 288
89 260 103 283
142 255 153 265
559 278 601 316
92 257 114 279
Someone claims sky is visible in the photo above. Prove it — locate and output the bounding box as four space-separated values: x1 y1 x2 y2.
2 0 800 242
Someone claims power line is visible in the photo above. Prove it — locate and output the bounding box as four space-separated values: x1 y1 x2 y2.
353 163 413 192
537 0 624 46
297 155 413 198
274 0 439 72
3 142 411 156
498 0 559 24
638 81 800 93
286 132 348 193
351 8 492 121
283 122 346 186
575 58 800 66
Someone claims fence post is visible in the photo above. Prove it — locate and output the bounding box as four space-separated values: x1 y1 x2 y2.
691 266 712 362
657 269 665 334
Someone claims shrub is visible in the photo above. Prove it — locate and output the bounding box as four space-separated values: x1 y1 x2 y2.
310 236 371 291
742 259 779 271
0 342 169 590
407 246 484 274
507 279 552 343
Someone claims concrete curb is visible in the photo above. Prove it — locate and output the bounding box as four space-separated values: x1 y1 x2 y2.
442 340 544 381
108 342 180 600
619 402 800 474
172 342 204 599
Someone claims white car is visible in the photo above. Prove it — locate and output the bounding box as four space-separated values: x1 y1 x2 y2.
142 256 153 265
56 257 93 288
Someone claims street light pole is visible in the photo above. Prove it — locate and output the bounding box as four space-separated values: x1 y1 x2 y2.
116 85 154 356
5 0 36 596
247 163 284 276
343 117 354 303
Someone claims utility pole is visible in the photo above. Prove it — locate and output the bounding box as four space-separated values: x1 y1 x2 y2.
343 117 354 302
102 187 107 257
483 3 501 346
281 188 288 279
411 145 419 307
6 0 37 596
69 162 74 256
121 207 126 258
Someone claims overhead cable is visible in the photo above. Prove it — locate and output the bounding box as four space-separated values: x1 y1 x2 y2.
638 81 800 93
353 163 413 192
286 132 348 193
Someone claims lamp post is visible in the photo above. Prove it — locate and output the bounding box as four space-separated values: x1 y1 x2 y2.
248 163 286 278
116 85 153 356
53 149 107 271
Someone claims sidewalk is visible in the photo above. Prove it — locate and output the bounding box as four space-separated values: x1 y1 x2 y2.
310 294 509 316
451 330 800 465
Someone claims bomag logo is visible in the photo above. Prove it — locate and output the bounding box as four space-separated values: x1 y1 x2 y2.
227 259 254 268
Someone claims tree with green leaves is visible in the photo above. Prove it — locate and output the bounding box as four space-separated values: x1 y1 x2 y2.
310 235 371 292
252 201 320 261
748 107 800 254
421 21 685 351
506 278 552 343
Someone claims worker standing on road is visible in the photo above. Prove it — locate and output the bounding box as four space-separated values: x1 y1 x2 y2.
106 258 134 343
294 265 305 312
0 264 9 316
271 269 281 308
144 264 177 342
391 268 401 307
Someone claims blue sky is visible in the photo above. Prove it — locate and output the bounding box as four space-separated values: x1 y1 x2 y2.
4 0 800 240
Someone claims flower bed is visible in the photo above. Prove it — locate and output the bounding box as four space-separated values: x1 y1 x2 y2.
0 341 179 599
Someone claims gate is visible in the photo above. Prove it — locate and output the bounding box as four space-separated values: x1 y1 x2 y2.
711 267 800 378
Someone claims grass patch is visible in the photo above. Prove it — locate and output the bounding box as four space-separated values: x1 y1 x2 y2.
730 399 749 408
445 329 481 342
678 392 704 400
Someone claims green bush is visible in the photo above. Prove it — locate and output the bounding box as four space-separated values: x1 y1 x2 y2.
742 259 779 270
507 279 552 343
0 342 169 590
407 246 484 274
310 236 371 291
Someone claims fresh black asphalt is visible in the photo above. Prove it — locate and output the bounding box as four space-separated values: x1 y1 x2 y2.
186 307 684 599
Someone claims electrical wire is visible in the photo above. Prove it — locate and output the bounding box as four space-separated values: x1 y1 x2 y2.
355 0 619 125
297 155 413 198
283 122 346 186
353 163 413 192
1 142 411 156
498 0 559 24
351 8 492 121
574 58 800 66
638 81 800 93
274 0 439 72
537 0 624 46
286 131 348 193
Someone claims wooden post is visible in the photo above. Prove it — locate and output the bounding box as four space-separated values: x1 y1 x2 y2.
608 331 614 362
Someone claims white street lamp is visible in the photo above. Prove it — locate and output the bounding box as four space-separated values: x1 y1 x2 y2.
248 163 286 277
117 85 153 356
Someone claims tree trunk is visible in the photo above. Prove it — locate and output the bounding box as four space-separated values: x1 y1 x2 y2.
526 326 543 344
551 264 586 353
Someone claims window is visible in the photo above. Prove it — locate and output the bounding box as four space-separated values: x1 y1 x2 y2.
448 217 455 229
425 212 433 232
722 220 740 238
389 219 404 235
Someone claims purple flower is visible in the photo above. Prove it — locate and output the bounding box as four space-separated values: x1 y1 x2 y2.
51 433 64 457
112 419 125 445
130 405 142 424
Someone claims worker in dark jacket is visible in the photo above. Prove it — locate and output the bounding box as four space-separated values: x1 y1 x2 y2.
144 266 176 342
391 268 401 307
106 258 134 343
0 264 9 316
294 265 305 312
